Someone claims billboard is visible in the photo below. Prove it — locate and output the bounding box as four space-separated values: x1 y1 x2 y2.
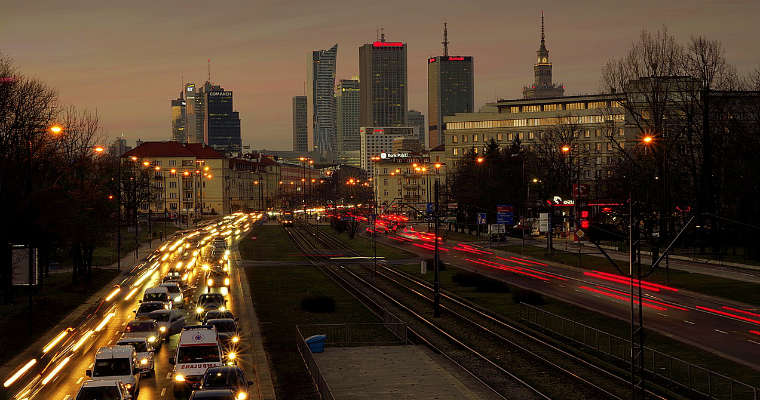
11 245 38 286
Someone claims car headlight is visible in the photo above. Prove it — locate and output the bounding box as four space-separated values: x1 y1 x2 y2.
237 392 248 400
232 336 240 343
174 296 182 303
174 374 185 382
219 305 226 312
125 383 132 389
196 306 204 314
159 326 167 333
227 352 236 360
148 336 156 343
208 278 214 286
140 358 148 365
224 278 230 286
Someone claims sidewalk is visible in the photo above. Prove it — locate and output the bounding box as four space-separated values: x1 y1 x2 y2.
0 239 159 380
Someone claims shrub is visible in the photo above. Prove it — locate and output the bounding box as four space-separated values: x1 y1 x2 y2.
512 288 545 305
300 295 336 313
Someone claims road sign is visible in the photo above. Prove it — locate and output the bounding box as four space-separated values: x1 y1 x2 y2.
539 213 550 233
575 229 585 239
489 224 506 234
496 204 514 225
426 202 434 214
477 213 487 225
11 245 38 286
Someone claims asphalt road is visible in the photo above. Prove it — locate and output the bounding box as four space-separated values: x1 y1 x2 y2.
377 232 760 371
7 215 260 400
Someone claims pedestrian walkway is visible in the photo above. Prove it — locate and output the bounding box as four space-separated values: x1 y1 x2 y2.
313 345 499 400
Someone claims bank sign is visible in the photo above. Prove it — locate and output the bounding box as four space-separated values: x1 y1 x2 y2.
380 152 410 159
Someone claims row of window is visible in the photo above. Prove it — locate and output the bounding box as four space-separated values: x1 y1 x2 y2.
446 114 624 130
505 101 622 113
451 128 626 144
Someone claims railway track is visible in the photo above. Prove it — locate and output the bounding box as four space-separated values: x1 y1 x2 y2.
285 223 672 400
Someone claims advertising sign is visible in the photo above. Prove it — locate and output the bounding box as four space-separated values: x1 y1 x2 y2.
477 213 487 225
496 204 514 225
539 213 550 233
11 245 38 286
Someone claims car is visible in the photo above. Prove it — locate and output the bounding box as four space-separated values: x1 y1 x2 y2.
199 365 253 400
205 319 240 346
202 310 235 325
123 319 161 347
148 309 186 337
171 326 224 398
205 269 230 291
86 345 140 397
142 286 172 310
116 336 155 376
75 379 132 400
134 301 168 319
188 389 236 400
160 281 184 305
195 293 226 320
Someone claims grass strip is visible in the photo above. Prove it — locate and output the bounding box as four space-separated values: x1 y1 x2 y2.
239 224 306 262
318 226 416 260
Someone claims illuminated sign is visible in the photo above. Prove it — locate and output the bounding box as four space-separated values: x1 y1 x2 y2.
373 41 403 47
428 57 437 63
187 87 193 92
448 56 465 61
372 128 385 134
209 91 232 97
549 196 574 207
380 152 410 159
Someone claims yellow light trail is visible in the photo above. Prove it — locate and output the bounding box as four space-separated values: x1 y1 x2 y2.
124 287 139 300
3 359 36 388
41 356 70 385
94 312 116 332
42 328 71 354
104 287 121 302
71 330 94 352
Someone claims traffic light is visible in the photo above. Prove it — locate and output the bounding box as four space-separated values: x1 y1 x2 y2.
579 207 591 230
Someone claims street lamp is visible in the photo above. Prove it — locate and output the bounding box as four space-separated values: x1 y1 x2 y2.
49 125 63 135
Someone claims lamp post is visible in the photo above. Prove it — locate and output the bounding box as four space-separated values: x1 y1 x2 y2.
433 162 443 317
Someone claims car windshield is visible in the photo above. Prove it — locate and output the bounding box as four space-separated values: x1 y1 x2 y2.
149 311 170 322
208 321 236 333
138 303 164 313
118 341 148 352
162 285 180 294
76 386 122 400
199 295 223 304
177 345 220 363
126 321 156 332
204 311 233 321
202 369 237 388
190 392 235 400
93 358 131 377
144 293 167 302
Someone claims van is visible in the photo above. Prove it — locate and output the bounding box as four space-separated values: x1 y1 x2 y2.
142 286 171 309
86 345 141 397
170 325 224 397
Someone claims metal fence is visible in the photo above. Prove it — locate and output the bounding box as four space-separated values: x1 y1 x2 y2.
297 323 408 347
296 326 335 400
520 304 758 400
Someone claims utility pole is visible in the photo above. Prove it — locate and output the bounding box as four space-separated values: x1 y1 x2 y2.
117 157 121 271
433 179 441 318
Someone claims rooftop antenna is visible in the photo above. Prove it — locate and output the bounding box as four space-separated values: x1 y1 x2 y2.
442 22 449 56
180 73 184 99
207 59 211 83
380 27 385 42
376 27 379 41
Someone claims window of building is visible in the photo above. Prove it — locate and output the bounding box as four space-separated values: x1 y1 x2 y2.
607 143 613 151
383 179 388 185
384 191 388 196
182 160 193 166
595 143 602 151
508 133 514 141
452 135 458 143
573 131 579 138
497 133 504 141
587 101 607 109
169 192 177 199
509 106 520 113
170 202 177 210
169 181 177 188
473 147 478 154
566 102 585 110
169 160 176 166
528 131 535 140
619 128 625 137
584 143 591 151
584 130 591 138
473 134 478 142
462 135 468 143
453 148 458 155
383 168 387 174
523 105 540 112
543 104 558 111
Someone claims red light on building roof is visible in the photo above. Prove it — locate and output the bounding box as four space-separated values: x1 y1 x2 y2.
448 57 465 61
428 58 436 63
373 41 403 47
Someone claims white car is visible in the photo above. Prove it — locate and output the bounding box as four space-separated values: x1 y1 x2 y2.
123 319 162 347
142 286 172 310
86 346 140 397
148 309 186 337
75 379 132 400
134 301 168 319
116 336 155 376
160 281 184 305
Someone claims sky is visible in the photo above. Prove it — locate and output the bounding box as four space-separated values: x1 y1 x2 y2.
2 0 759 150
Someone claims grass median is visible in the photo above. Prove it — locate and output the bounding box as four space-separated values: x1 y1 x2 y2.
243 225 395 400
0 268 119 366
498 244 760 306
392 262 760 387
239 224 306 262
318 226 416 260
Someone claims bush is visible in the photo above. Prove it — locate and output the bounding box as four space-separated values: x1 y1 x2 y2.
452 271 510 293
300 295 336 313
512 288 545 305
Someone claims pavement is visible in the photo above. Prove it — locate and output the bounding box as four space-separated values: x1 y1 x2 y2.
1 216 275 400
375 232 760 373
313 345 500 400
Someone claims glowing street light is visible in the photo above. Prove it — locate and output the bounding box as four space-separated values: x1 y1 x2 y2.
93 146 105 153
476 157 485 164
642 135 654 144
49 125 63 135
561 145 571 153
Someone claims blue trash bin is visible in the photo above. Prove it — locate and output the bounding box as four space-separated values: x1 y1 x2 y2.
305 334 327 353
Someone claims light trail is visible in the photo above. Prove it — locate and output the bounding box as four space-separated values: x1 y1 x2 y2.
71 330 94 352
94 312 116 332
124 287 140 300
41 356 70 385
42 328 72 354
104 287 121 301
3 359 36 388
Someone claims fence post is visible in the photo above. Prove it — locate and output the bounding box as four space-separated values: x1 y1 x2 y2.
346 324 350 346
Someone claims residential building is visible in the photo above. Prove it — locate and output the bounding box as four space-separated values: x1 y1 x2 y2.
428 23 474 148
373 153 447 213
170 92 186 143
292 96 308 152
204 84 242 154
184 83 205 144
336 79 360 152
407 110 426 147
522 13 564 99
359 35 407 127
359 126 415 176
309 44 338 155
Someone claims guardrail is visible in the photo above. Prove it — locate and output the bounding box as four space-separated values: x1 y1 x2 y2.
296 326 335 400
521 303 758 400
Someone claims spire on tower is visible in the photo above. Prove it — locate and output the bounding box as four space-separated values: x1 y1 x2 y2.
442 22 449 56
380 27 385 42
541 11 545 45
207 59 211 83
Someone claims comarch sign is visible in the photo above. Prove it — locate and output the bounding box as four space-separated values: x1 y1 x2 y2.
550 196 574 207
380 152 410 159
209 91 232 97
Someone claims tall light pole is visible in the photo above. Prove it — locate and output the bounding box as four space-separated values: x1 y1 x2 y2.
433 162 443 317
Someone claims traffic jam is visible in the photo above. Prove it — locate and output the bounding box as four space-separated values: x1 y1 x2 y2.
3 212 260 400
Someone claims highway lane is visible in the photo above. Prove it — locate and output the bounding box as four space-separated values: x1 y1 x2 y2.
5 213 259 400
376 232 760 371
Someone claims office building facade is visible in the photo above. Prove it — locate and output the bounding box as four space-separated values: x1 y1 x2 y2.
292 95 308 152
359 126 415 176
407 110 426 147
522 13 564 99
428 56 474 148
309 44 338 155
204 84 241 154
171 93 186 143
184 83 205 144
359 37 408 127
336 79 360 153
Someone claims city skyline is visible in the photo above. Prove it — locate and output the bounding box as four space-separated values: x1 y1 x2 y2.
3 1 759 149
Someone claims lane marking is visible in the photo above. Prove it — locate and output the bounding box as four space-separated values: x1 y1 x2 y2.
657 313 668 318
161 387 166 397
715 329 728 334
684 320 695 325
748 340 760 345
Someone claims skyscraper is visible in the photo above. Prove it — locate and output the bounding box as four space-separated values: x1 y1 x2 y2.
359 33 408 127
407 110 425 146
336 79 360 152
292 95 308 152
204 84 241 154
309 44 338 155
428 23 474 148
184 82 205 143
522 12 564 99
171 92 187 142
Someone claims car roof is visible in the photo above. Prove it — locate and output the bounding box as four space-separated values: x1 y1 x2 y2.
205 365 243 375
206 318 235 324
95 345 134 358
81 379 122 388
117 335 147 343
190 389 235 399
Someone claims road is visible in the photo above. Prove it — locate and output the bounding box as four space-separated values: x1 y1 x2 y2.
3 213 261 400
375 231 760 372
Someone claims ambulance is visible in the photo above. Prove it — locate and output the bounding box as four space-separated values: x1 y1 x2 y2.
170 325 224 397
